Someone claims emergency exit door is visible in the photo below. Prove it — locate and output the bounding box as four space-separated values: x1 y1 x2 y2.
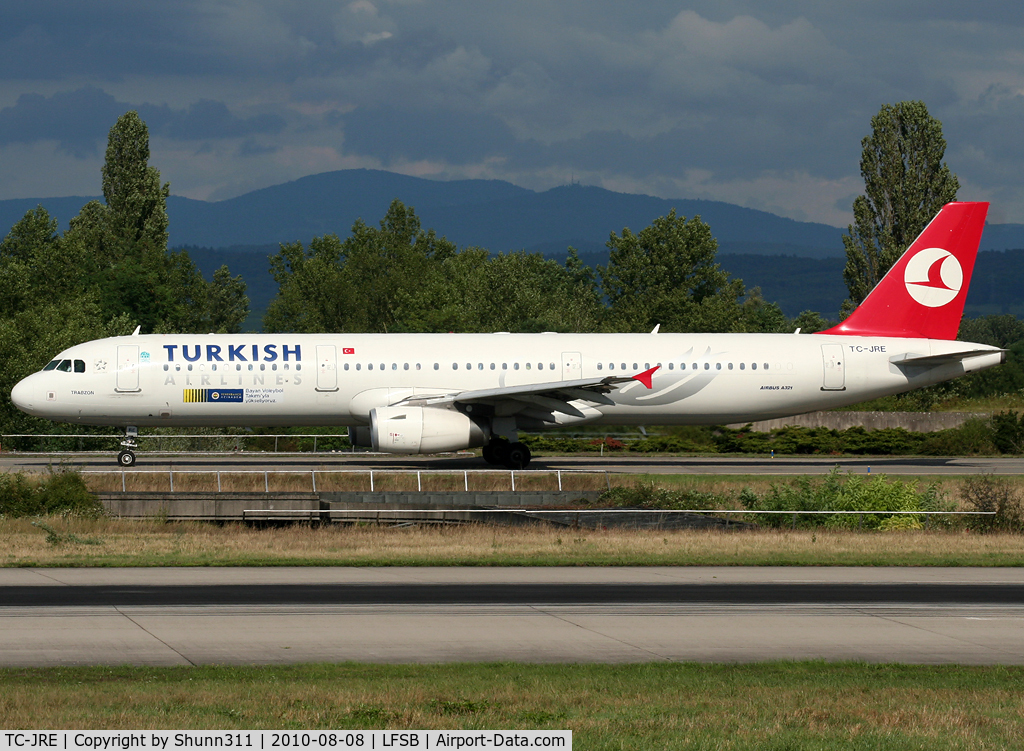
821 344 846 391
561 352 581 380
316 345 338 391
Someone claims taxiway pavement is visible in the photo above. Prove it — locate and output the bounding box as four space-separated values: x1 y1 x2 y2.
2 567 1023 667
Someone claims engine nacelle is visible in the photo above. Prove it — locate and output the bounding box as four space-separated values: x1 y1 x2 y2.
370 406 487 454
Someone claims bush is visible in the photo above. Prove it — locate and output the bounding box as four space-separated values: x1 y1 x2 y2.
960 475 1024 532
598 480 725 510
0 468 103 518
739 467 947 530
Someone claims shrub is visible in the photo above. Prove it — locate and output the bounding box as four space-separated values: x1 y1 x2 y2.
740 467 946 530
960 475 1024 532
598 480 724 510
0 468 103 518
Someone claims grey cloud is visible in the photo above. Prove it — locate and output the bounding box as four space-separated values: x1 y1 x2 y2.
0 87 123 157
0 88 288 157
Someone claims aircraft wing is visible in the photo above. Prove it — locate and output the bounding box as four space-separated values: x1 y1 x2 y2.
391 367 659 419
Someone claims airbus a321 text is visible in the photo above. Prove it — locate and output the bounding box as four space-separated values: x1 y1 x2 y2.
11 202 1004 468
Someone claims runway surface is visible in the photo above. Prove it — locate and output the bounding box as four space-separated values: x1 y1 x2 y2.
4 452 1024 475
2 567 1023 667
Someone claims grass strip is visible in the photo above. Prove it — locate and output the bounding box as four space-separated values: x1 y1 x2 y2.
1 662 1022 749
3 519 1024 567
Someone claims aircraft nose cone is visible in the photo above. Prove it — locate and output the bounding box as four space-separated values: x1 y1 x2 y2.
11 376 35 413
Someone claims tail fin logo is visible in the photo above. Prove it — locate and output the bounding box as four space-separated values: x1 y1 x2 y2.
903 248 963 308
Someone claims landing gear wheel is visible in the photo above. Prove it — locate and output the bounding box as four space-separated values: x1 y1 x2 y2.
482 441 509 465
504 442 531 469
117 450 136 467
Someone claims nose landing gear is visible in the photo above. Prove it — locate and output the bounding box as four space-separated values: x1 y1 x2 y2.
117 426 138 467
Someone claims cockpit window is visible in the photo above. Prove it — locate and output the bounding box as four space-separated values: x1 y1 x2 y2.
55 360 72 372
74 360 86 373
43 360 59 371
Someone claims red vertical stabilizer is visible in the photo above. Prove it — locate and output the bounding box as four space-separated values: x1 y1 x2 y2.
819 202 988 340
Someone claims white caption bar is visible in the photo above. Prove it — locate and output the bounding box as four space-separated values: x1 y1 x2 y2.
1 732 571 751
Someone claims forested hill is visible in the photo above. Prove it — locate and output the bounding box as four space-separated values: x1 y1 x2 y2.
1 169 844 258
8 169 1024 258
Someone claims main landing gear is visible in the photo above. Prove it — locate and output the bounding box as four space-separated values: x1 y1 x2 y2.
117 426 138 467
482 439 532 469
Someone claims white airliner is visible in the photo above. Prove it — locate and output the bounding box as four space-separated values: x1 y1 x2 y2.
11 202 1003 468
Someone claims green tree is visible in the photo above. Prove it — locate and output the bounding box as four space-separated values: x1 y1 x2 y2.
207 265 251 333
842 101 959 312
599 210 747 333
101 111 169 260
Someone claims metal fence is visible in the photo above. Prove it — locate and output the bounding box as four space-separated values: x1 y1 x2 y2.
82 468 612 493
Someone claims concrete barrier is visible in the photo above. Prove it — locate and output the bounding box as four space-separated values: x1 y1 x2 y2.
97 490 606 521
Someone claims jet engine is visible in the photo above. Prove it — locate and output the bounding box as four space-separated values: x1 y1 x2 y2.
369 406 487 454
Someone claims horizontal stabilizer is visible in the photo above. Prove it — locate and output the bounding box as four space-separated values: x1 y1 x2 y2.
889 349 1006 368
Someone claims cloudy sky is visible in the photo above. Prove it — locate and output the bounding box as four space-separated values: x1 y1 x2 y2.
1 1 1023 226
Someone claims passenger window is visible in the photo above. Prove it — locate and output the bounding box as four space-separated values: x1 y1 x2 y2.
296 364 301 371
163 364 169 372
380 363 385 370
764 363 769 370
716 363 721 370
43 360 59 371
597 363 603 371
514 363 520 370
188 364 194 372
478 363 484 370
466 363 472 370
368 363 374 370
740 363 745 370
236 364 241 371
404 363 409 371
621 363 627 370
356 363 361 371
392 363 397 370
704 363 710 370
752 363 758 370
609 363 614 371
453 363 458 370
212 364 218 372
248 364 254 371
645 363 650 370
728 363 734 370
632 363 638 370
668 363 673 370
692 363 697 370
490 363 495 370
526 363 532 370
550 363 555 370
272 363 277 371
502 363 508 370
434 363 439 370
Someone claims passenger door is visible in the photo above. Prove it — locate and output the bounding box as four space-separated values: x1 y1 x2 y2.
115 345 141 392
820 344 846 391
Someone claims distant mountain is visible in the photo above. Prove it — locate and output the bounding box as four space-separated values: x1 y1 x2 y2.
4 169 1024 257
